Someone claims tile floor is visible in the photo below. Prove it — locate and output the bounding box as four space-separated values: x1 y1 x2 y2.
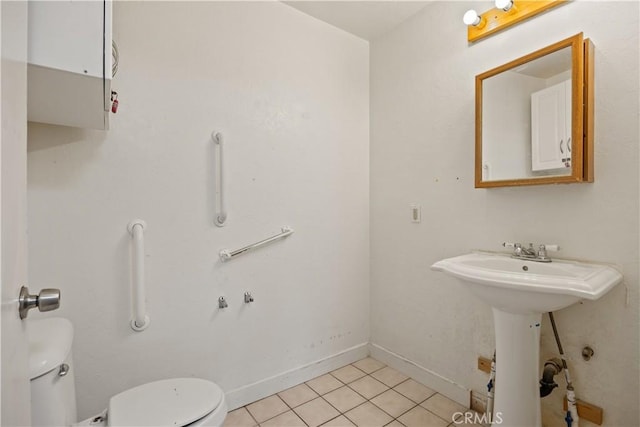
223 357 481 427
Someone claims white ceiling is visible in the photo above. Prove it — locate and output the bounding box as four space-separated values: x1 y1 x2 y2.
283 1 431 41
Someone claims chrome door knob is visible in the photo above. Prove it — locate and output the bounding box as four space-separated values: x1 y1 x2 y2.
18 286 61 319
37 288 61 312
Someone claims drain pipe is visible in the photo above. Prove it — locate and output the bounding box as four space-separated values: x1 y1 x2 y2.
548 312 579 427
540 358 563 397
486 350 496 420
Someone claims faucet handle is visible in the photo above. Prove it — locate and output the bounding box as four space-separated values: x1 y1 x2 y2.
537 245 548 259
537 244 560 260
502 242 520 248
503 242 522 256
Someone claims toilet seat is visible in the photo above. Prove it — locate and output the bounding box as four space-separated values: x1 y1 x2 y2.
107 378 224 427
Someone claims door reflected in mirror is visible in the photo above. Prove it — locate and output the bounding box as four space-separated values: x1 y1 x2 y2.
475 33 594 188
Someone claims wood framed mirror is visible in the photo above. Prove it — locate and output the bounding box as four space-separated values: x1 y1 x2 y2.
475 33 594 188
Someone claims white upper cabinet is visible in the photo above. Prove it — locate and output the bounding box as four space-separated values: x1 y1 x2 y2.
27 1 112 130
530 80 572 172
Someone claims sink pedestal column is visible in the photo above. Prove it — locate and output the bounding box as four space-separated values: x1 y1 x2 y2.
492 309 542 427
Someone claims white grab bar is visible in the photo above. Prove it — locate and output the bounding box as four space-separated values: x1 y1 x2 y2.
220 227 294 262
127 219 149 331
213 131 227 227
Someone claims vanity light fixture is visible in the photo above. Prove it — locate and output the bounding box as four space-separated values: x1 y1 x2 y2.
495 0 515 11
465 0 568 43
463 9 483 27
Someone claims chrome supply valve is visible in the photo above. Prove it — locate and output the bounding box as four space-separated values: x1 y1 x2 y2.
244 292 254 303
218 296 228 309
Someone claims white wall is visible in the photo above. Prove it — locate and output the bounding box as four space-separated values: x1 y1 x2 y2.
371 1 638 426
27 1 369 418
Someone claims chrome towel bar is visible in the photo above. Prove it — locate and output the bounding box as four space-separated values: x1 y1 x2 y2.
219 227 294 262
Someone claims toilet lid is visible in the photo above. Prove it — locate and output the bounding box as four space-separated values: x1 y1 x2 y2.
108 378 223 427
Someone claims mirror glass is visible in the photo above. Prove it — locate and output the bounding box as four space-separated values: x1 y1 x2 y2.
475 33 590 188
482 47 572 181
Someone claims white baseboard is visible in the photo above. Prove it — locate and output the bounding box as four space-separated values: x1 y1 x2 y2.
225 342 470 411
225 343 369 410
369 342 470 408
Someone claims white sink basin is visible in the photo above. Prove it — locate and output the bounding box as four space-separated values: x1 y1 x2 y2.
431 252 622 427
431 252 622 314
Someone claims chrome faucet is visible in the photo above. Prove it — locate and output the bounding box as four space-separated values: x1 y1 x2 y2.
503 242 559 263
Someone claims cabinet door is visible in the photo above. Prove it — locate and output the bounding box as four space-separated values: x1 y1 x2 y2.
28 1 105 77
27 0 112 129
531 81 570 171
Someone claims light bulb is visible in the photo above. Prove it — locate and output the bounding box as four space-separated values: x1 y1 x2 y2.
495 0 514 11
463 9 481 26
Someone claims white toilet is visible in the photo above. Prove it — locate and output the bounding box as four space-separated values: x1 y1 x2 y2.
28 318 227 427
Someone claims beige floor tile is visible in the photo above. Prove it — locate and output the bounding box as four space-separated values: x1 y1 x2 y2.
352 357 386 374
420 393 467 422
238 363 472 427
321 415 356 427
294 397 340 427
278 383 319 408
323 386 366 413
370 389 416 418
307 374 344 395
331 365 367 384
348 375 389 400
371 367 409 388
223 407 257 427
397 406 449 427
246 395 289 424
260 410 307 427
393 379 437 403
344 402 393 427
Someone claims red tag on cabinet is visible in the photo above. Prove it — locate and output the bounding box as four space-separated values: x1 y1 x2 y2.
111 91 119 114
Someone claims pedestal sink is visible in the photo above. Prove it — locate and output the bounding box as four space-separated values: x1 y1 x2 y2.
431 252 622 427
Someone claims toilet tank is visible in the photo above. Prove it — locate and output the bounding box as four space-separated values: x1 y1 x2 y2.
28 317 78 427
